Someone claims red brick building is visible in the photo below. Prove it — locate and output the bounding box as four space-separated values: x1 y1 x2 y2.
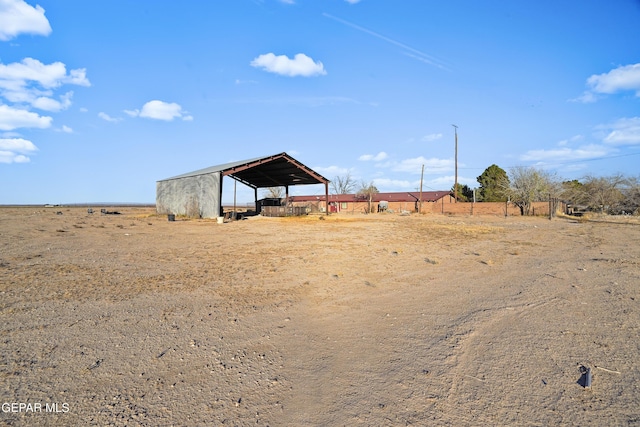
289 191 454 214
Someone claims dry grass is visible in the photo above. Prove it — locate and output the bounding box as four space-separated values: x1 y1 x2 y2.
1 207 639 426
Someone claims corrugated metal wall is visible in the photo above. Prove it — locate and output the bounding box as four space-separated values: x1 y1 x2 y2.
156 172 221 218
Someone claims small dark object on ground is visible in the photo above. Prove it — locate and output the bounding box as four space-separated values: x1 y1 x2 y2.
578 365 593 389
100 208 121 215
56 211 63 215
168 214 175 222
88 359 103 370
87 208 94 214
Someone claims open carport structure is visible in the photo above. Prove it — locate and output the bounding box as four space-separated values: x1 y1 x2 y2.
156 152 330 218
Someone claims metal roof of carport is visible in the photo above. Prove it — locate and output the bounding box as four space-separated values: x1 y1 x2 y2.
158 152 329 189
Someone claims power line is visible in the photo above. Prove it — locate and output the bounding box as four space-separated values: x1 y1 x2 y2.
452 124 458 201
456 151 640 171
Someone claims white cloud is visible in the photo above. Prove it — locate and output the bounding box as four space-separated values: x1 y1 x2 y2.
559 163 590 173
0 0 52 41
0 136 37 163
520 144 609 162
0 151 29 163
422 133 442 142
372 178 415 190
0 58 89 111
125 100 193 121
0 138 38 154
359 151 388 162
31 96 60 111
31 91 73 112
0 58 90 89
98 112 122 123
429 175 455 187
65 68 90 86
523 119 640 166
0 131 20 138
0 104 52 130
575 63 640 102
60 125 72 133
601 117 640 146
570 91 597 104
313 165 352 177
587 63 640 95
391 156 454 174
140 100 187 121
427 175 475 189
557 135 583 146
0 137 37 152
250 53 326 77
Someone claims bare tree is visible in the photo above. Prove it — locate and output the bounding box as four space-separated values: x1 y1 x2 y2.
621 176 640 214
356 181 379 213
561 174 640 215
561 179 589 206
263 186 285 199
506 166 560 215
582 174 626 213
331 172 356 194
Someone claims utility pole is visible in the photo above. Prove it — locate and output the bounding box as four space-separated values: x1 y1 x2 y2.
452 124 458 203
233 179 237 220
419 164 424 214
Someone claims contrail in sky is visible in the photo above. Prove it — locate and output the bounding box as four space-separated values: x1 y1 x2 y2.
322 13 449 70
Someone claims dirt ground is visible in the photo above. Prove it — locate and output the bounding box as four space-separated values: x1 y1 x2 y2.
1 206 639 426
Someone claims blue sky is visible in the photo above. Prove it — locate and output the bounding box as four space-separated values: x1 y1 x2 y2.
1 0 639 204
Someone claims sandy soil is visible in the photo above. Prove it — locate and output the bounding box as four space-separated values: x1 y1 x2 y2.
1 207 639 426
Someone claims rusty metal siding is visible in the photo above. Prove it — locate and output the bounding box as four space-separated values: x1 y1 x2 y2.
261 206 308 217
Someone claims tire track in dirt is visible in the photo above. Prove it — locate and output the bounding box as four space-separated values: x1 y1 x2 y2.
437 297 564 425
279 279 452 426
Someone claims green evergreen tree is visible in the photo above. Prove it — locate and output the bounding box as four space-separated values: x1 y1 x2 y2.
451 183 473 202
477 164 509 202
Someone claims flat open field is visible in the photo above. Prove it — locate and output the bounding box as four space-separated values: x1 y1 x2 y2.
1 207 639 426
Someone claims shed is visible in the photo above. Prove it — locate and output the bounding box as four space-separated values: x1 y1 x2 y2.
156 152 330 218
